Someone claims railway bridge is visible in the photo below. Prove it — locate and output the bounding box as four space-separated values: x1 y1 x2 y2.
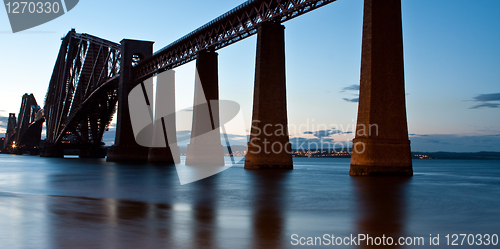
18 0 412 175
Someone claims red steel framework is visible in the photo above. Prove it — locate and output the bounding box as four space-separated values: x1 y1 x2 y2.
133 0 336 81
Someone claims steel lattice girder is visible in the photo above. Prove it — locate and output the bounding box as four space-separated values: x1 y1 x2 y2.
133 0 336 81
14 94 42 148
44 29 121 146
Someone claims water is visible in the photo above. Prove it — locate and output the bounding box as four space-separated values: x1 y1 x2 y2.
0 154 499 248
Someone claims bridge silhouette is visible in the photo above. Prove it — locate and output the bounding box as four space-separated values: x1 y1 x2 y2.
3 0 413 176
1 94 43 155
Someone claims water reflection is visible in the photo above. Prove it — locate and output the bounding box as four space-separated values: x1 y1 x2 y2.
352 177 411 248
2 155 500 248
248 170 290 249
40 158 412 248
45 165 292 248
47 162 179 249
189 174 219 249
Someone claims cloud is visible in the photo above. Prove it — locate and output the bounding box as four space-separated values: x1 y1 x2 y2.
470 103 500 109
343 98 359 103
469 93 500 109
340 84 359 92
340 85 360 102
297 129 350 147
290 137 308 143
305 129 344 140
410 134 429 137
473 93 500 102
314 130 333 138
305 129 348 138
0 116 8 129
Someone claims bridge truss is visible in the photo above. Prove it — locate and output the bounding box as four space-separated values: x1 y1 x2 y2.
1 94 43 155
44 29 121 150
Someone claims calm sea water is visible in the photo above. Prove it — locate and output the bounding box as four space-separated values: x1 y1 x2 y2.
0 154 498 248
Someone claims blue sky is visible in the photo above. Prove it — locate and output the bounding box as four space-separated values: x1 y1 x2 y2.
1 0 499 152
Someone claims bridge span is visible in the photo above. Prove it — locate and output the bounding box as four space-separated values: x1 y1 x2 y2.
1 94 43 155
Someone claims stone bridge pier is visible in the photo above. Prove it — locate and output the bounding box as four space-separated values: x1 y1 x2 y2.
185 50 225 166
349 0 413 176
245 22 293 170
107 39 154 162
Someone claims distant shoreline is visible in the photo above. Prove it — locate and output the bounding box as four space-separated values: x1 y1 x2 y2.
2 147 500 160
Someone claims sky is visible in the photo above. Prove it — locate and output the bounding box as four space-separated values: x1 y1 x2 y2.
0 0 499 152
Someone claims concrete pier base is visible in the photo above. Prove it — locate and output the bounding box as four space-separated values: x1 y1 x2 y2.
350 139 412 176
106 39 154 162
349 0 412 176
244 22 292 170
106 146 149 162
40 145 64 158
185 50 225 166
79 146 107 158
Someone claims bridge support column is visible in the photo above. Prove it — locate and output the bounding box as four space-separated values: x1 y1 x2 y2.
244 22 293 170
349 0 412 176
185 50 224 166
148 70 180 164
106 39 154 162
1 113 16 154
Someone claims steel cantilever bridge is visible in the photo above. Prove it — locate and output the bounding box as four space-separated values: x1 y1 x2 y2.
41 0 339 158
9 0 414 176
41 30 121 157
1 94 44 155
